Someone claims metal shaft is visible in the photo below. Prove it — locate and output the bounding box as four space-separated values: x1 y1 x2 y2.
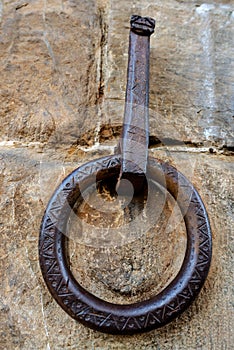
118 15 155 192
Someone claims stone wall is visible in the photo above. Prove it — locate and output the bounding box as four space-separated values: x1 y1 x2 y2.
0 0 233 349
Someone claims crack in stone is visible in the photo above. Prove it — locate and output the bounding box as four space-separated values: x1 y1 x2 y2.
97 5 109 102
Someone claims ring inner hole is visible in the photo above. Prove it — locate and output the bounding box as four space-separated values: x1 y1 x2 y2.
66 173 187 304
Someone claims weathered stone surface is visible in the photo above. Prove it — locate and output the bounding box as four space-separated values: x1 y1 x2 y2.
68 178 187 302
0 0 233 349
105 0 234 148
0 0 103 146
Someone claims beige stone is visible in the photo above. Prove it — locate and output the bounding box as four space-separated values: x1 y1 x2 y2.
0 0 233 349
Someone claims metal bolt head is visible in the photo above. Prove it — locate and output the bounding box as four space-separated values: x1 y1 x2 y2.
130 15 155 36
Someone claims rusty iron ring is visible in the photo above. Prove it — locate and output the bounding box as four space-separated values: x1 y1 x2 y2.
39 154 212 335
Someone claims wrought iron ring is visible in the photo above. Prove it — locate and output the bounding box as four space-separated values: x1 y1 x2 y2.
39 155 212 334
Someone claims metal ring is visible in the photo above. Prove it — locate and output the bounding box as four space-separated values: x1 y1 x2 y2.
39 155 212 335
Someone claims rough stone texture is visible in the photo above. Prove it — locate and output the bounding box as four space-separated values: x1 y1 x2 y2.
0 0 233 349
68 178 187 302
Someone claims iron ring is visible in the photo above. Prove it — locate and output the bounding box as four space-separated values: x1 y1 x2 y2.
39 154 212 335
